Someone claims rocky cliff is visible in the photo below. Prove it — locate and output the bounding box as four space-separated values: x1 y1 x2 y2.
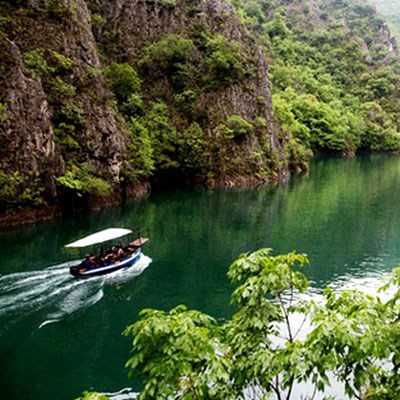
2 0 397 227
0 0 297 226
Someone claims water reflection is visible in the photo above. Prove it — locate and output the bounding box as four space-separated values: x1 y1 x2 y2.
1 155 400 399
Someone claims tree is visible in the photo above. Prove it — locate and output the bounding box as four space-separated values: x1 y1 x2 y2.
117 249 400 399
104 63 141 104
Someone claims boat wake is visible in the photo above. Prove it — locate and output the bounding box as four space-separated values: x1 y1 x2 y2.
0 255 151 333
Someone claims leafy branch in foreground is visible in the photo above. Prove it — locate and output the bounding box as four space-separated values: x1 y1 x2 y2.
80 249 400 399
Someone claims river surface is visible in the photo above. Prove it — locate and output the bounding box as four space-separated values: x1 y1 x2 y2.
1 155 400 399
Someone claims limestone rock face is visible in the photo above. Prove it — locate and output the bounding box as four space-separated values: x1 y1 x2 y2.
0 0 288 225
91 0 289 185
0 37 62 199
0 0 132 214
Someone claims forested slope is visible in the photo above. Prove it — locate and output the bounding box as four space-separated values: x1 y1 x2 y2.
371 0 400 39
0 0 399 225
233 0 400 154
0 0 299 225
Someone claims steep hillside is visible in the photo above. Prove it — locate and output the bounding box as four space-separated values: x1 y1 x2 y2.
0 0 299 225
232 0 400 154
371 0 400 39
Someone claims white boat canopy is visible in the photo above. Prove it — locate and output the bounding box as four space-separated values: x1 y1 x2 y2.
65 228 132 248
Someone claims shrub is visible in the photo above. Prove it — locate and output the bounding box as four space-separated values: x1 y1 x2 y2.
128 118 155 178
145 101 181 170
160 0 176 6
174 89 198 114
121 94 144 117
140 34 196 90
0 170 44 206
0 101 8 122
49 50 74 73
104 63 141 103
23 49 54 78
180 122 204 172
90 14 105 27
56 163 112 197
49 77 76 101
225 115 254 138
204 35 247 89
53 122 80 150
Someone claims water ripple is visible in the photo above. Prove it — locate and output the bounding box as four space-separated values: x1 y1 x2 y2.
0 255 152 334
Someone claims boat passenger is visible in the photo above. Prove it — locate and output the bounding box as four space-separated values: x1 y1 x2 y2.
81 254 94 268
114 246 124 261
95 247 106 266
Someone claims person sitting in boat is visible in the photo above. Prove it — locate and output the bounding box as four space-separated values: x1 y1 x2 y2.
114 246 124 261
81 254 94 269
104 247 114 264
95 247 106 266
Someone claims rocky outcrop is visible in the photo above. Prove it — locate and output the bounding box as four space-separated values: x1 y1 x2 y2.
91 0 289 184
0 37 62 200
0 0 291 226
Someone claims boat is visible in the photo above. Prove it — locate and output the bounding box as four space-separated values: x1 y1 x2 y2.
66 227 149 277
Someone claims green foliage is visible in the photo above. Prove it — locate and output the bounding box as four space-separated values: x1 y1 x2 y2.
45 0 76 19
123 305 229 399
104 62 141 103
49 77 76 102
180 122 204 172
224 114 254 138
174 89 198 114
160 0 177 6
285 138 313 171
23 47 77 133
124 100 199 180
144 101 180 171
23 49 73 79
48 50 74 74
90 14 105 27
203 35 248 90
122 248 400 399
76 392 108 400
53 122 80 150
140 34 196 90
121 93 144 117
272 92 310 143
125 105 205 179
127 117 155 178
264 12 291 38
0 101 8 122
56 163 112 197
231 0 400 154
0 15 11 38
0 170 44 207
138 30 250 93
85 66 102 79
23 49 54 78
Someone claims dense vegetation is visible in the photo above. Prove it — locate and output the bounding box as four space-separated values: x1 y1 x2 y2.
1 0 400 211
97 21 288 186
231 0 400 154
371 0 400 39
79 249 400 399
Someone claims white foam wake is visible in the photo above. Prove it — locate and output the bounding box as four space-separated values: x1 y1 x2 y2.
0 255 152 332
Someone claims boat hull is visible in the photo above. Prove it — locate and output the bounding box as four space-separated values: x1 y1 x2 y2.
69 249 142 277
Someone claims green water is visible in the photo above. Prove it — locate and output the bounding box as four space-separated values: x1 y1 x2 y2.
1 155 400 399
